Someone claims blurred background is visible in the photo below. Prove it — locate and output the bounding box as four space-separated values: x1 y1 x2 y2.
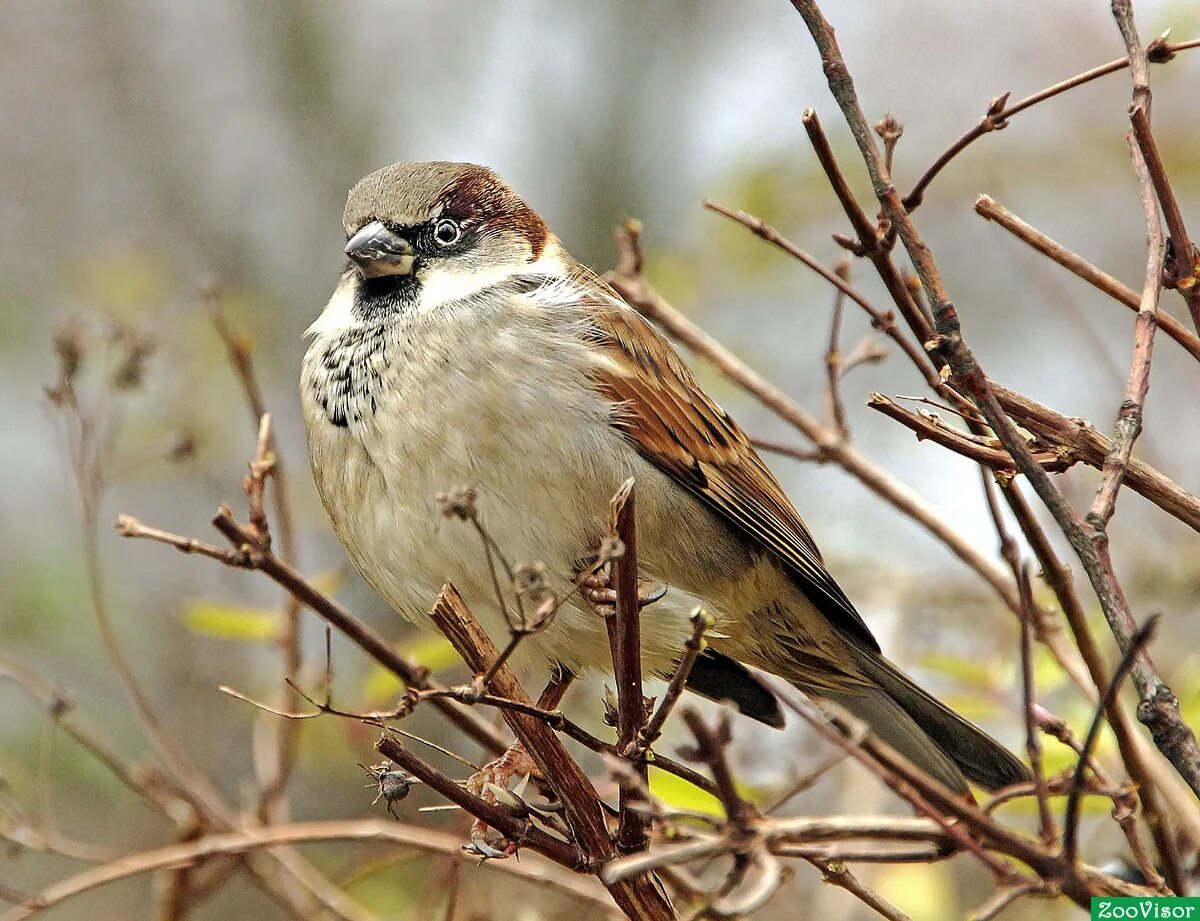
3 1 1199 918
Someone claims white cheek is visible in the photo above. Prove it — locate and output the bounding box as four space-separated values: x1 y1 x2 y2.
305 276 357 336
414 263 517 315
414 248 570 316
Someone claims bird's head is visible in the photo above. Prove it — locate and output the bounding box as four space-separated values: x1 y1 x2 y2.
314 161 556 331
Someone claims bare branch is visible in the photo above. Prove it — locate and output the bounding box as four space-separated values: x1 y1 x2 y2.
974 195 1200 362
786 0 1200 807
0 820 616 921
1063 616 1160 871
903 36 1200 211
427 584 676 919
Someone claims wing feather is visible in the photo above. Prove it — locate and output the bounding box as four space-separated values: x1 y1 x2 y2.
573 269 880 653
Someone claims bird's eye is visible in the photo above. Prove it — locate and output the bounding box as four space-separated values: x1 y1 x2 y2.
433 218 461 246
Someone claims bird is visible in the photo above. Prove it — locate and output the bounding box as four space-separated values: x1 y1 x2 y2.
300 160 1030 795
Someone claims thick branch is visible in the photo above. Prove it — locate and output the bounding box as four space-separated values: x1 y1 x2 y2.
606 482 650 853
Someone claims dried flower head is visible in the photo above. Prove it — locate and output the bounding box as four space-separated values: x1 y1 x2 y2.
435 485 478 520
513 561 549 600
597 536 625 564
874 111 904 145
602 686 620 727
52 318 86 386
166 430 198 463
111 327 155 391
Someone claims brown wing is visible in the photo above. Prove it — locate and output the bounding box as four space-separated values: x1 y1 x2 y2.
579 273 880 653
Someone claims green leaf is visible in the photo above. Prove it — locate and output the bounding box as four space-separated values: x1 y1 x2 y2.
183 600 279 642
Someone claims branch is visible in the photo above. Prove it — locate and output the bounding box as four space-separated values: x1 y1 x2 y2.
118 507 508 756
1085 128 1164 532
991 383 1200 534
680 709 756 831
202 283 304 820
605 481 650 853
974 195 1200 363
426 584 675 920
637 609 711 752
902 35 1200 211
1063 616 1160 871
867 393 1076 475
0 819 617 921
802 108 935 344
704 199 971 417
786 0 1200 805
1128 105 1200 331
374 735 580 868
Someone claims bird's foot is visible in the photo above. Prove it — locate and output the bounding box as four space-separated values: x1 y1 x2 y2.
464 743 539 859
580 565 668 617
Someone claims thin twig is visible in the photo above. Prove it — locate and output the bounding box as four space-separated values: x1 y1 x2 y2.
680 710 755 832
0 819 617 921
637 609 712 753
1128 110 1200 332
810 859 914 921
704 200 973 417
201 283 304 822
979 473 1056 846
868 393 1075 475
824 257 852 438
786 0 1200 806
801 108 935 342
1063 616 1160 870
974 195 1200 362
902 36 1200 211
968 882 1043 921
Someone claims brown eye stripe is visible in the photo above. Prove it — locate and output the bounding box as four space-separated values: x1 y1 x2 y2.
439 168 548 260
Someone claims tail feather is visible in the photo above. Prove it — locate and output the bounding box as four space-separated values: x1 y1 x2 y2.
821 684 972 793
821 646 1031 793
849 645 1031 791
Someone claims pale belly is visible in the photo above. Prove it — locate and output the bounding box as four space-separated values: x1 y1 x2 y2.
300 303 744 677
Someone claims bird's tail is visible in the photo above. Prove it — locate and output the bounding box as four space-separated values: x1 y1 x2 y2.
815 645 1031 794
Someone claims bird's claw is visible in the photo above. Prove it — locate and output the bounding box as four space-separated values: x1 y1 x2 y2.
581 570 668 616
462 743 541 858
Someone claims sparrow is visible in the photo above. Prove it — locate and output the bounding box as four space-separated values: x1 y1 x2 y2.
300 161 1030 794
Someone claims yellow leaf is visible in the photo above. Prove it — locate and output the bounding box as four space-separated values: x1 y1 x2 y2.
309 567 347 597
362 634 462 702
874 860 955 920
920 652 995 687
183 600 279 642
648 767 724 818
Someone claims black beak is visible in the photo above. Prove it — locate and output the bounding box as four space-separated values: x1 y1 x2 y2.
345 221 415 278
